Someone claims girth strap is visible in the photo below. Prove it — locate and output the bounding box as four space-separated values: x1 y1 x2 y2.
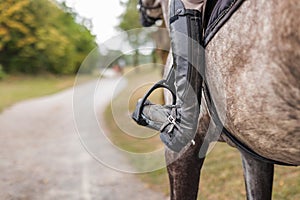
203 0 245 46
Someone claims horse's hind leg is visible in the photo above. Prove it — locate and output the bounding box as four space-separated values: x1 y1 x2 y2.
240 150 274 200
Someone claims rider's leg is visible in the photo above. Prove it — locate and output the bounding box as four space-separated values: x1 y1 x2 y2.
133 0 204 152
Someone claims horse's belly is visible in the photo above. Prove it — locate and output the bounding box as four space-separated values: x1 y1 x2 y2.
205 0 300 165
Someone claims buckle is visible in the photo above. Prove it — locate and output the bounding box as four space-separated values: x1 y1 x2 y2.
167 115 177 125
167 114 195 146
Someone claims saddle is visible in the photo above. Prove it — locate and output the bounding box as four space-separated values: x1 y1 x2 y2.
203 0 245 46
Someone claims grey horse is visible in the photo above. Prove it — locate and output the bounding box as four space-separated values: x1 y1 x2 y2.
137 0 300 199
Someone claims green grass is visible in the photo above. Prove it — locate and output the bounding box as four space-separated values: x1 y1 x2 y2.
199 143 300 200
0 75 77 112
104 65 170 194
104 66 300 199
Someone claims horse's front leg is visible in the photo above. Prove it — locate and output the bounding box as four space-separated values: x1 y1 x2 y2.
240 150 274 200
166 140 204 200
165 111 210 200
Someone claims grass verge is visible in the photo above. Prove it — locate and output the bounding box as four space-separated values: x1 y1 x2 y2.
0 75 76 112
104 66 300 199
104 65 170 195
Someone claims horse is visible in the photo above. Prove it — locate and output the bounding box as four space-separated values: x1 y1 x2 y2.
137 0 300 199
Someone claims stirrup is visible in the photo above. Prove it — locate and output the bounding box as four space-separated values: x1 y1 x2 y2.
132 66 176 126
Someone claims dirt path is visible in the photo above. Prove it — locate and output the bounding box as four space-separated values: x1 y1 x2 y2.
0 78 166 200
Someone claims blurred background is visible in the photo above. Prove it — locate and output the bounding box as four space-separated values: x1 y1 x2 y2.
0 0 299 199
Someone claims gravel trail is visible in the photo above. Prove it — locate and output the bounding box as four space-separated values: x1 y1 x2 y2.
0 78 166 200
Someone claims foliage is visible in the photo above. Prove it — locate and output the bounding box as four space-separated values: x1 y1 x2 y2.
117 0 153 66
118 0 142 31
117 0 169 68
0 64 6 79
0 0 97 74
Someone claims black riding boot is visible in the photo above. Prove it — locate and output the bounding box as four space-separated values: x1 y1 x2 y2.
132 0 204 152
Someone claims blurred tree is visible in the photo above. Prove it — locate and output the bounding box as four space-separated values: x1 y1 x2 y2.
0 0 97 74
118 0 142 31
117 0 144 67
117 0 169 69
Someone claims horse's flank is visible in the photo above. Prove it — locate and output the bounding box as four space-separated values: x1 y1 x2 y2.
141 0 300 165
205 0 300 164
